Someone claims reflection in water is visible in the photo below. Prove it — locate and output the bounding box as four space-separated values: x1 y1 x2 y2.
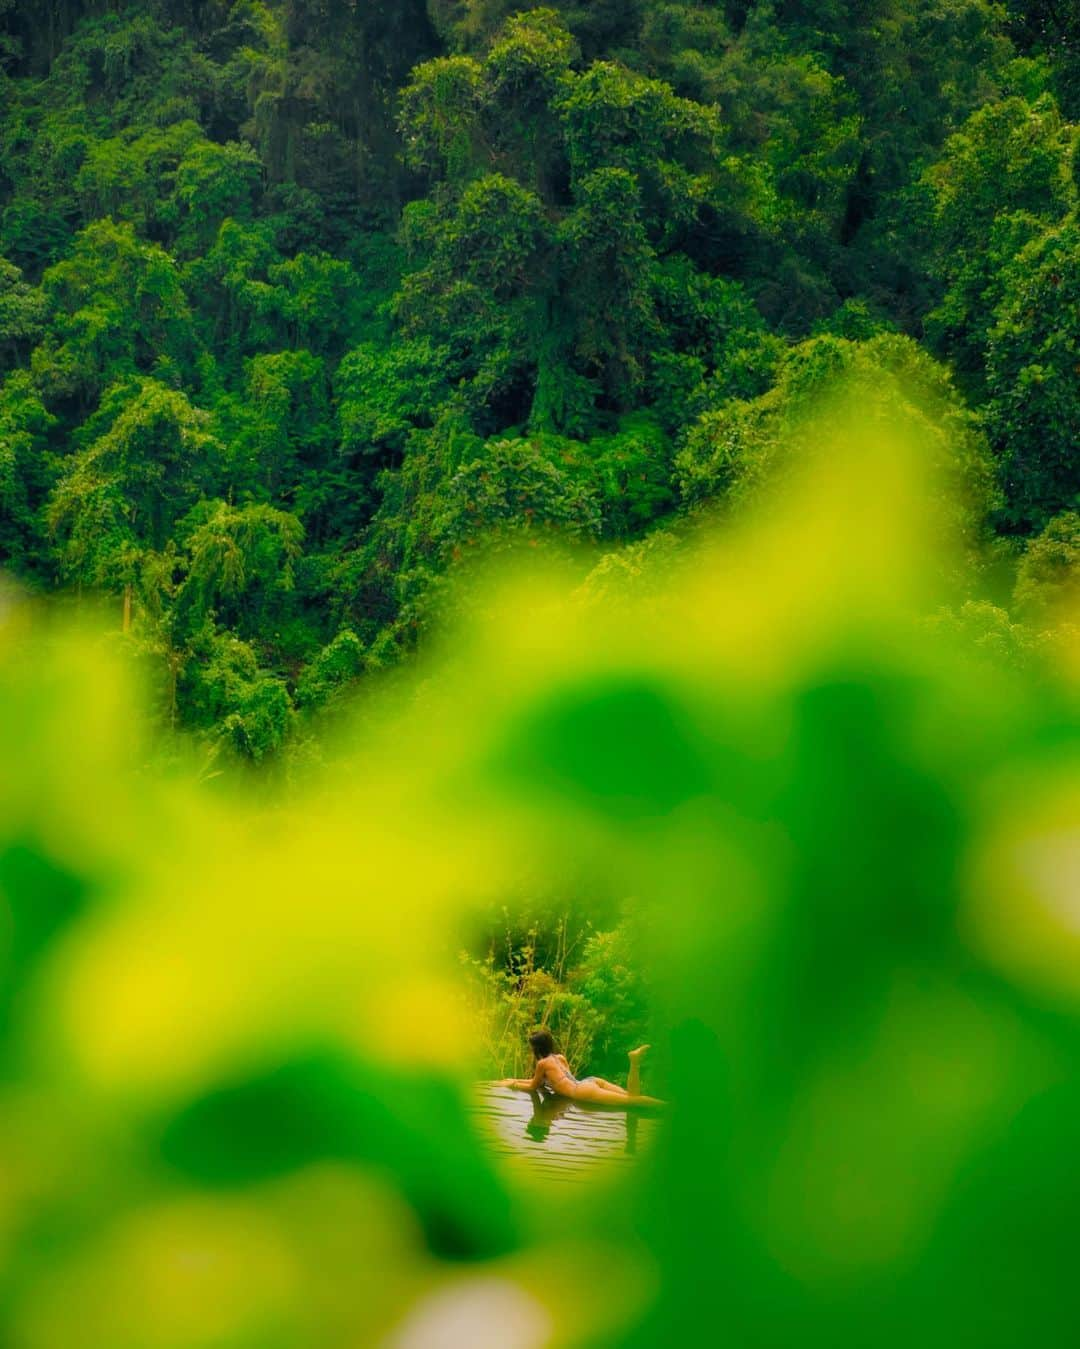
471 1083 660 1183
526 1090 641 1154
525 1090 576 1142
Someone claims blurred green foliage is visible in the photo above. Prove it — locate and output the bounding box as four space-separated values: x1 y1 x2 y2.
2 401 1079 1346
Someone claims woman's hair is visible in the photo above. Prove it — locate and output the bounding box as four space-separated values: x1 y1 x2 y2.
528 1028 555 1059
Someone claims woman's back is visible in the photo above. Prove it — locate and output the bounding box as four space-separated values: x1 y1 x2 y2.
539 1053 576 1092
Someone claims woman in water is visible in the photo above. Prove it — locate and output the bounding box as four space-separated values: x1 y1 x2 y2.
500 1029 665 1107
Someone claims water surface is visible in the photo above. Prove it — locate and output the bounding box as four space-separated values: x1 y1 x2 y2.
471 1084 660 1184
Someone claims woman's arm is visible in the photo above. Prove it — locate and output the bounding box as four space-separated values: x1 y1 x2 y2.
499 1063 545 1091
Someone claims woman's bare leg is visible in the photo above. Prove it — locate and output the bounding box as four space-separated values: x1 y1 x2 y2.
627 1044 650 1097
574 1082 664 1107
574 1044 651 1096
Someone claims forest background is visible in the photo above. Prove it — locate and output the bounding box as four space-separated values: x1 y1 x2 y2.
1 0 1078 1077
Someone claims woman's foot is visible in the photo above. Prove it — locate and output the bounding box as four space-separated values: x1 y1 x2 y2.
627 1044 650 1061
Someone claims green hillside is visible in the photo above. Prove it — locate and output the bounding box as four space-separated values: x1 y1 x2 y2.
1 1 1077 762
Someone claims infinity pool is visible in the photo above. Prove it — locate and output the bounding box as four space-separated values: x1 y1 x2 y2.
470 1083 661 1184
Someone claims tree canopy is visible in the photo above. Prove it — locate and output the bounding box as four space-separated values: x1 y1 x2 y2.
0 0 1076 762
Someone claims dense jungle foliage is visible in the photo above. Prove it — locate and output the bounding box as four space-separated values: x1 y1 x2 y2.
0 0 1078 767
